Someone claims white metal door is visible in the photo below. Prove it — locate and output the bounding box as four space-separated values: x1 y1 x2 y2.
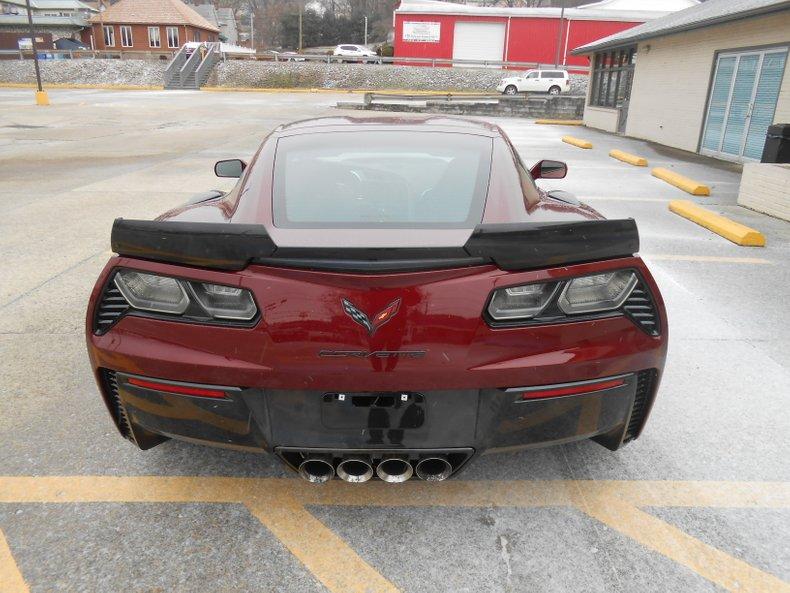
452 22 505 68
701 48 788 161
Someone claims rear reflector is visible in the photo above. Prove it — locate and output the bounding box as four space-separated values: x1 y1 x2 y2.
520 378 625 400
126 377 228 399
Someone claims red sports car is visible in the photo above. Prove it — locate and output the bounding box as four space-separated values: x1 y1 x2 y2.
86 116 667 483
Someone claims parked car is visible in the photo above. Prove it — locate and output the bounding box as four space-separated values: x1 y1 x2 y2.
333 44 377 62
497 69 571 95
87 116 667 484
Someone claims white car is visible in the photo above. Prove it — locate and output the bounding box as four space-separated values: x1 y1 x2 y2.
496 69 571 96
333 44 377 62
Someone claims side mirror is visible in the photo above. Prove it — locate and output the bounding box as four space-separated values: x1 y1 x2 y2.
530 159 567 180
214 159 247 178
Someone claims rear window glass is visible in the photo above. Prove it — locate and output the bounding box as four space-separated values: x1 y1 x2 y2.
541 71 565 78
272 131 492 228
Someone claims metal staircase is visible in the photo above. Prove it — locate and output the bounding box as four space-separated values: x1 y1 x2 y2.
164 43 220 90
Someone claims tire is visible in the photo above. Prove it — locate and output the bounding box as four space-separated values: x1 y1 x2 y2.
503 85 518 96
548 85 561 96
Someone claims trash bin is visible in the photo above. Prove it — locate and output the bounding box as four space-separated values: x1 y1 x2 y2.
760 123 790 163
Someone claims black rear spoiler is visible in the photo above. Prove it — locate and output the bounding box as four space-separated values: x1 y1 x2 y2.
111 218 639 273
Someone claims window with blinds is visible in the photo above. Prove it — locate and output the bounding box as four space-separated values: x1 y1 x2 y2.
701 47 788 160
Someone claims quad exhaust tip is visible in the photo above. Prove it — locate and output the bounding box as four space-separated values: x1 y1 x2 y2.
298 456 335 484
336 456 374 483
415 456 453 481
376 456 414 483
294 452 458 483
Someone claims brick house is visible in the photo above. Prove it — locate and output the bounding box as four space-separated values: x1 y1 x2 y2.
81 0 219 52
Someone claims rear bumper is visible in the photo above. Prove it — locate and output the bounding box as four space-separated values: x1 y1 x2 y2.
87 255 667 477
97 368 660 465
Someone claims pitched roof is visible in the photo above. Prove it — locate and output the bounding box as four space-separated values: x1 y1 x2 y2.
3 0 97 9
89 0 219 32
573 0 790 54
396 0 690 22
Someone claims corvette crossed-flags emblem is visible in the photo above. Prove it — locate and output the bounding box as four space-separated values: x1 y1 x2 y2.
342 298 401 336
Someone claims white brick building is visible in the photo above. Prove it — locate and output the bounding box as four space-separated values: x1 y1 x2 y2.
573 0 790 163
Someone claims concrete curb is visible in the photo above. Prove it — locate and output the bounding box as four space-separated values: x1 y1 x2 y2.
652 167 711 196
562 135 593 149
201 87 489 95
609 149 648 167
0 83 491 95
668 200 765 247
536 119 584 125
0 82 163 91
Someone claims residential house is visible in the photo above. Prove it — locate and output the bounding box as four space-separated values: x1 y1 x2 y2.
82 0 219 53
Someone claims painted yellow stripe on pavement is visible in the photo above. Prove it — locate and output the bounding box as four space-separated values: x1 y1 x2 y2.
2 477 789 508
652 167 711 196
0 82 164 91
579 496 790 593
536 119 584 125
609 149 648 166
562 135 593 149
248 497 401 593
645 254 772 264
0 529 28 593
1 477 789 593
588 480 790 508
669 200 766 246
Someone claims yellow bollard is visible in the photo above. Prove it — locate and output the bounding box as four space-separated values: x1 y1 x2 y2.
35 90 50 105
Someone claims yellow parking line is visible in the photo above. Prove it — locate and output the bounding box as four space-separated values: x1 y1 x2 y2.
248 497 401 593
1 477 788 593
2 476 788 508
579 496 790 593
669 200 766 247
653 167 711 196
588 480 790 508
562 135 593 149
0 529 28 593
644 254 772 264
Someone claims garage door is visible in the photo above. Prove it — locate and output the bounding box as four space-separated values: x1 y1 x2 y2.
452 22 506 67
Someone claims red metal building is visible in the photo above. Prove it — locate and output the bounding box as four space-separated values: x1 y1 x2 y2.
394 0 699 69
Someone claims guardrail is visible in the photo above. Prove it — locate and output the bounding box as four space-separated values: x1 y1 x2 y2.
1 48 589 73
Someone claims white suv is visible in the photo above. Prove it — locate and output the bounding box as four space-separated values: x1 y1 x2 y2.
333 44 377 62
496 69 571 95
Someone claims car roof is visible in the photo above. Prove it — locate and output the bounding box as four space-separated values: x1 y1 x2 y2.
274 115 505 137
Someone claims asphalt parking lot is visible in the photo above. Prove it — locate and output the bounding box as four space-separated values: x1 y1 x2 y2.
0 87 788 593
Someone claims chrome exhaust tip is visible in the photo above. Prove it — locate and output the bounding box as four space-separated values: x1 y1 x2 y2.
415 455 453 481
336 456 374 483
298 455 335 484
375 456 414 483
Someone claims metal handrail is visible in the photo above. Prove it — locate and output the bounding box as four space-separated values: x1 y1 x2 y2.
194 44 219 87
179 44 203 78
164 46 189 86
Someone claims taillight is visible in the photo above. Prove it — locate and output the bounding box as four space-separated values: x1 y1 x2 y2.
101 268 259 331
519 377 625 400
488 271 638 321
127 377 229 399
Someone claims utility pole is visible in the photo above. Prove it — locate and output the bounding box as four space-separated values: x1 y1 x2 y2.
554 3 565 68
250 12 254 50
298 4 303 52
364 16 368 46
24 0 48 105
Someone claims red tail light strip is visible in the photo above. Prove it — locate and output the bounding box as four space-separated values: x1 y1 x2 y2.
126 377 229 399
519 378 626 400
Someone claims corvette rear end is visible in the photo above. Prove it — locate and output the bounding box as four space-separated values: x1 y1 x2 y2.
86 116 667 483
